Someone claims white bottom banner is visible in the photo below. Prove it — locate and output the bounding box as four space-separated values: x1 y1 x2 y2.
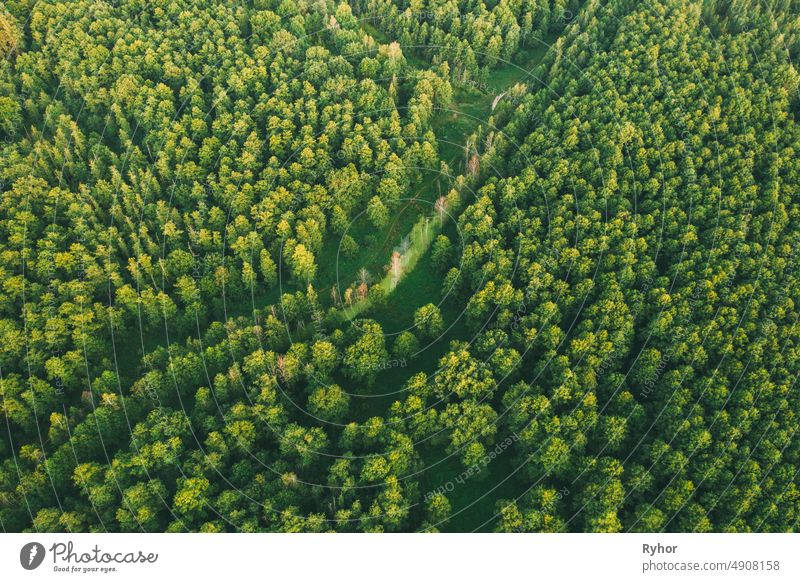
1 534 797 581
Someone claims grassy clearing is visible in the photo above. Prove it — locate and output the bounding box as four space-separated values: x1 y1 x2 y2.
315 168 447 303
326 39 556 325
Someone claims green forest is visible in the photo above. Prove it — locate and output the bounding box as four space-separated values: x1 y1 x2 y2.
1 0 799 532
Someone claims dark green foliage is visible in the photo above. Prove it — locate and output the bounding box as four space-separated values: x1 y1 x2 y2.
2 0 800 534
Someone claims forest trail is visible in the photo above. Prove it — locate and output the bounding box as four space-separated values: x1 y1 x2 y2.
335 39 553 321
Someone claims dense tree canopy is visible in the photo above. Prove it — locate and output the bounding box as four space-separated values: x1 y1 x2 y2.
2 0 800 533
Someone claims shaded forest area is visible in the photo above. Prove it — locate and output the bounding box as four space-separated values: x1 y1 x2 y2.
1 0 800 532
